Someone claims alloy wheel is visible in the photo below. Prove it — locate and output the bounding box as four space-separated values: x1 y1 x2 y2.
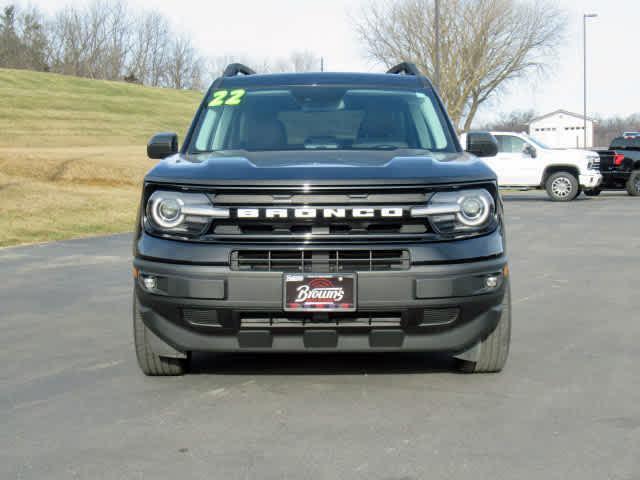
551 177 573 198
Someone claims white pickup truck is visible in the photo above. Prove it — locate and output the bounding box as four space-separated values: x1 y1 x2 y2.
460 131 602 201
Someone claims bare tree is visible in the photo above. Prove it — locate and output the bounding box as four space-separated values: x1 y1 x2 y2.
354 0 567 130
189 56 206 91
269 57 290 74
102 1 131 80
205 55 251 79
45 1 132 79
593 113 640 147
288 50 320 72
3 1 318 91
266 51 320 73
204 53 314 78
128 11 170 86
45 0 205 89
475 109 537 133
48 2 108 77
166 34 197 89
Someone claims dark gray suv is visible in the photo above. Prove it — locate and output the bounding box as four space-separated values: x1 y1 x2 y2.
133 63 510 375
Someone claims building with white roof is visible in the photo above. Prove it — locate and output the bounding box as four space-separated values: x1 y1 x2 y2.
528 110 595 148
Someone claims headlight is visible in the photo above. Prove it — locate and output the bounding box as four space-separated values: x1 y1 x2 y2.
411 188 496 235
145 190 229 237
457 191 492 227
150 196 184 228
587 155 599 170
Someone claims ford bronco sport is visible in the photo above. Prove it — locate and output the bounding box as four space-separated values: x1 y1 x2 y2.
133 63 511 375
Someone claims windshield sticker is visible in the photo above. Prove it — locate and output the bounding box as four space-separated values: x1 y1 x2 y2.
208 89 246 107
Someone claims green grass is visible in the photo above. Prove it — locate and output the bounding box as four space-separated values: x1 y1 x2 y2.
0 68 202 246
0 68 201 147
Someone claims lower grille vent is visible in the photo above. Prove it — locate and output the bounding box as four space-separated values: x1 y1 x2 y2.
419 308 459 326
183 308 220 326
231 249 410 272
240 312 403 329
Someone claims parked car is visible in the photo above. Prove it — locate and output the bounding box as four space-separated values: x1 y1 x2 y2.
591 136 640 196
459 131 602 201
133 62 511 376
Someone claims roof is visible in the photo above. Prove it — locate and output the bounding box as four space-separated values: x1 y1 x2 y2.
529 109 596 124
217 72 427 89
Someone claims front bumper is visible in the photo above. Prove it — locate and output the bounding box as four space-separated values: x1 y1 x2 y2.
579 172 602 188
134 255 508 354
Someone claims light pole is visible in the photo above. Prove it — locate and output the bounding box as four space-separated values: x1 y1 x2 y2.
583 13 597 148
434 0 441 90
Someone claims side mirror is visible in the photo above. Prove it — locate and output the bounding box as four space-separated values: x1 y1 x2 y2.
524 144 537 158
147 132 178 159
465 131 498 158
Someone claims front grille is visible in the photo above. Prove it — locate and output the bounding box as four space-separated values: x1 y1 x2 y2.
230 249 410 272
212 221 429 238
239 312 403 329
201 186 439 243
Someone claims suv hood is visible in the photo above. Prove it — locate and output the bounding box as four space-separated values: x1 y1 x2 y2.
144 150 496 186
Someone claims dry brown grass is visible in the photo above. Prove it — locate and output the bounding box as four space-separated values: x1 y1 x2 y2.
0 146 148 247
0 68 201 247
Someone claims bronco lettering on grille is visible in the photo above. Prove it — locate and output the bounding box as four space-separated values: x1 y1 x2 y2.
234 207 405 219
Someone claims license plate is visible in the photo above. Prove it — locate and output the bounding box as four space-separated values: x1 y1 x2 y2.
284 274 356 312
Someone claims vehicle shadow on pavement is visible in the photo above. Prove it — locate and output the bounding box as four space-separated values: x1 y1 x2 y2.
501 194 591 202
189 352 456 375
501 192 631 202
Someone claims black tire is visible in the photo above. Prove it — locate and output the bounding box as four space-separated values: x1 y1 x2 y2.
626 171 640 196
133 299 188 376
584 188 601 197
457 284 511 373
545 171 579 201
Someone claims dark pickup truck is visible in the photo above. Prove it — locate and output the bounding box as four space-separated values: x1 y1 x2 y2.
590 136 640 196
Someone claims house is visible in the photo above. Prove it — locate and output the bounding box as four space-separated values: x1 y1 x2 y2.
528 110 595 148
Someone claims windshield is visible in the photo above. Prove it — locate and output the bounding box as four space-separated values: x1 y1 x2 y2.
523 134 550 149
611 137 640 149
190 87 457 153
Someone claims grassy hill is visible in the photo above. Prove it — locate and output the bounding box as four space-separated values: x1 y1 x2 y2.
0 69 202 247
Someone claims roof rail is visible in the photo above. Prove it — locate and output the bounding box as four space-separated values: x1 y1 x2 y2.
223 63 256 77
386 62 422 76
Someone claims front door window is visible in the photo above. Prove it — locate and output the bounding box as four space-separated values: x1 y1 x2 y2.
496 135 526 154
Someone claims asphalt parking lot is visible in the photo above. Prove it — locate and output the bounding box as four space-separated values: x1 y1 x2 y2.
1 191 639 480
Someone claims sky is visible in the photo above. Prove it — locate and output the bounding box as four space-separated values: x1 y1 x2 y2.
20 0 640 124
